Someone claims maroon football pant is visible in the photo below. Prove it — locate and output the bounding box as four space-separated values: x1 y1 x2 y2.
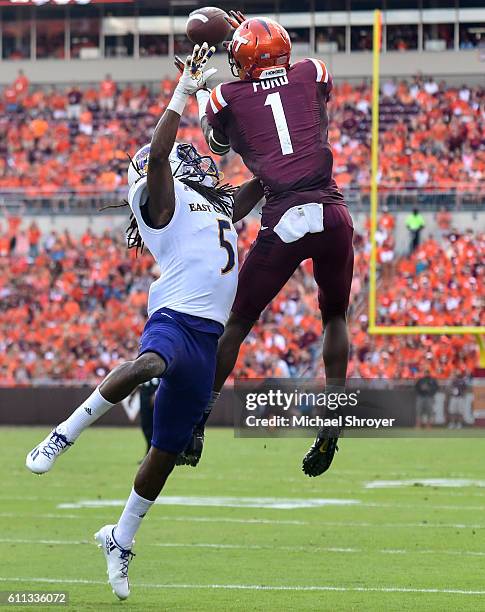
232 204 354 324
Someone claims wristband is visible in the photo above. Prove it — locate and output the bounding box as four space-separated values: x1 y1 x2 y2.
167 84 188 116
196 89 211 121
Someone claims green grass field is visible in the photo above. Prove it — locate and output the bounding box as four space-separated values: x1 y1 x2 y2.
2 427 485 611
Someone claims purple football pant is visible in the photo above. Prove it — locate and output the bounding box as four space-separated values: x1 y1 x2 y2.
232 204 354 324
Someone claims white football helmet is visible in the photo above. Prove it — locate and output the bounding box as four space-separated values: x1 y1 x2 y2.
127 142 220 188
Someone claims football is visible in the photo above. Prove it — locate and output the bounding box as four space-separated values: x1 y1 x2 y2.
186 6 232 47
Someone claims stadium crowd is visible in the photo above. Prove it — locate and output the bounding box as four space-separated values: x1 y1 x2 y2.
0 71 483 196
0 217 481 386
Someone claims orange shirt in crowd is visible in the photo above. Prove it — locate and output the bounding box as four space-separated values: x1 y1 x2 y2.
7 216 21 238
13 72 29 97
28 224 41 245
100 78 116 98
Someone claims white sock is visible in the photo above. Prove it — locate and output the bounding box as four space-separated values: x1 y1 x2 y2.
114 488 154 549
59 387 114 441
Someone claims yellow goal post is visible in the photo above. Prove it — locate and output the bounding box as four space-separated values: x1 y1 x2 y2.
367 10 485 367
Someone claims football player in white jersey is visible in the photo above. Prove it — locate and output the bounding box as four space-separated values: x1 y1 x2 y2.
25 44 262 600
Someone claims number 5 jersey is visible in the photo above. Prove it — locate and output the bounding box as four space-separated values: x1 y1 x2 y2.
128 176 238 326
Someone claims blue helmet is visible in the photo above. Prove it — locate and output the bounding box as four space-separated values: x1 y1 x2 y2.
127 142 220 188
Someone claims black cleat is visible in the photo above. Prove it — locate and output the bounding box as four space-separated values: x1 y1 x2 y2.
176 426 205 467
302 426 340 477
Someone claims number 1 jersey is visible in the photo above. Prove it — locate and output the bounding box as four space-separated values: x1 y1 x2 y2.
206 58 345 230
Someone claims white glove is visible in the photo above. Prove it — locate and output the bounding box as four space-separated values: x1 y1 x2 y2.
179 43 218 93
168 43 218 115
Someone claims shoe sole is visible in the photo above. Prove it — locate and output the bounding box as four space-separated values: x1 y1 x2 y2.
302 439 339 477
302 455 330 477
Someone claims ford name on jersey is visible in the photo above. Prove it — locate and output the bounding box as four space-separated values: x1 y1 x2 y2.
252 75 289 92
128 176 238 326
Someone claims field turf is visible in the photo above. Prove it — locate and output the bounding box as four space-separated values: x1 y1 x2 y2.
1 427 485 611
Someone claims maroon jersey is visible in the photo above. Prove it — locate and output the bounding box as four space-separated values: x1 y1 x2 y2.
206 58 344 229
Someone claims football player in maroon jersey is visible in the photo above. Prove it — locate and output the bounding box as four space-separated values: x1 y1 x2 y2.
180 13 354 477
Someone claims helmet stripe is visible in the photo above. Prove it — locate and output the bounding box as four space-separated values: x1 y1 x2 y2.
257 19 272 35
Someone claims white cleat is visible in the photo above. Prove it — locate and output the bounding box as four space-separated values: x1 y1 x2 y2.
25 426 73 474
94 524 135 601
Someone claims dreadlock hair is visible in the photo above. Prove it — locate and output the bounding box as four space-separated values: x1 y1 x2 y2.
97 153 144 254
180 177 236 217
99 200 145 256
100 156 237 257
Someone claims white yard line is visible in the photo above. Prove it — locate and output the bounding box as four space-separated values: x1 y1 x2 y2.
3 511 485 530
55 496 485 512
0 576 484 595
7 497 485 512
2 538 485 558
0 512 80 520
5 492 485 511
57 496 361 510
365 479 485 489
136 515 485 529
0 538 88 545
96 514 485 530
363 501 485 511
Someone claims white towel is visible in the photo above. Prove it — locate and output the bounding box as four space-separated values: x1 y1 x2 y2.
273 203 324 243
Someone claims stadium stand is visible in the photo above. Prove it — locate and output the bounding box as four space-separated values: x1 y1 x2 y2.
0 220 481 386
0 74 483 205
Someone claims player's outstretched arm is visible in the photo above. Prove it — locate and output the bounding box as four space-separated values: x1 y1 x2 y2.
175 54 229 156
232 178 264 223
147 109 180 228
148 43 217 227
